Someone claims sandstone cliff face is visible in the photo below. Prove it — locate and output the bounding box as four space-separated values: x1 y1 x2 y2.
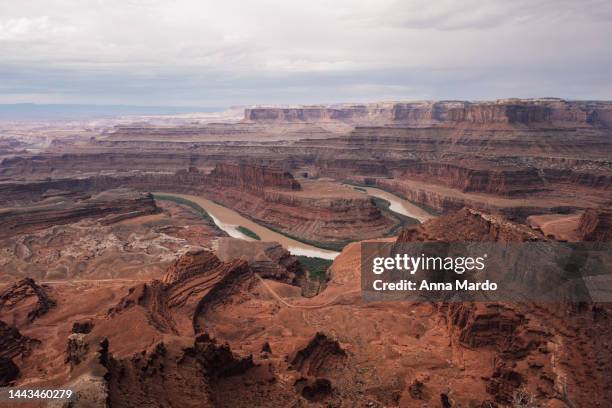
245 99 612 127
207 185 395 246
208 163 301 195
1 99 609 217
395 161 545 196
577 206 612 241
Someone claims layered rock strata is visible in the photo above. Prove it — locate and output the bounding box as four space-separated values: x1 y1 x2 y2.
0 166 396 246
578 206 612 242
208 163 301 194
0 278 55 326
244 99 612 127
0 188 160 238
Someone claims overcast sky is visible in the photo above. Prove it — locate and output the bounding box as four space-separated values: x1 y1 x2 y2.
1 0 611 106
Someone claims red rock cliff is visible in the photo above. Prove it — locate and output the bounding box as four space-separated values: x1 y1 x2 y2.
577 206 612 241
208 163 301 194
244 99 612 127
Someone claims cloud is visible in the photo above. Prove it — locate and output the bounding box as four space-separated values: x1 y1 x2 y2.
381 0 612 30
0 16 76 41
0 0 610 105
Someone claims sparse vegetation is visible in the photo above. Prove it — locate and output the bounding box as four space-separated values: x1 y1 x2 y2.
153 194 214 223
511 386 541 408
237 226 260 240
352 186 367 192
261 223 349 251
343 179 441 216
370 196 419 236
297 255 333 281
155 193 345 250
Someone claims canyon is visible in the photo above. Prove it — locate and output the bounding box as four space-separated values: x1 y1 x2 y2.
0 208 609 406
0 98 610 407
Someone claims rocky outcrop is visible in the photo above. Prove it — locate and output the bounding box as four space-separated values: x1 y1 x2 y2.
445 303 526 350
107 249 255 335
294 377 333 402
578 206 612 241
107 281 177 334
162 248 222 284
0 278 55 327
190 260 253 332
62 333 256 408
290 332 347 377
0 356 19 386
0 320 39 386
440 302 560 404
216 238 320 296
66 333 89 369
397 208 544 242
208 163 301 194
0 188 160 238
104 335 254 408
288 333 346 403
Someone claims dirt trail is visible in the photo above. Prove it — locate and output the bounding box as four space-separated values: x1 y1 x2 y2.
254 274 359 309
39 278 149 285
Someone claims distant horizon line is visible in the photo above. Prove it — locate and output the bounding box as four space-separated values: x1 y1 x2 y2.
2 97 612 109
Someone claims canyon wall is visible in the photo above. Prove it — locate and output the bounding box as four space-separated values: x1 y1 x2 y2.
578 206 612 241
208 163 301 195
245 99 612 127
1 98 610 225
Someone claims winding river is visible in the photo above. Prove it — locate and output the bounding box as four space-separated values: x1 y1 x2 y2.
159 186 433 261
351 185 433 223
160 193 340 260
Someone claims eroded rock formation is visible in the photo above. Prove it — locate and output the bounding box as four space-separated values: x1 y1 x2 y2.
395 209 611 405
209 163 301 194
216 238 319 296
0 278 55 327
0 320 39 386
104 336 254 408
0 188 160 238
290 332 347 377
397 207 544 242
578 206 612 242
